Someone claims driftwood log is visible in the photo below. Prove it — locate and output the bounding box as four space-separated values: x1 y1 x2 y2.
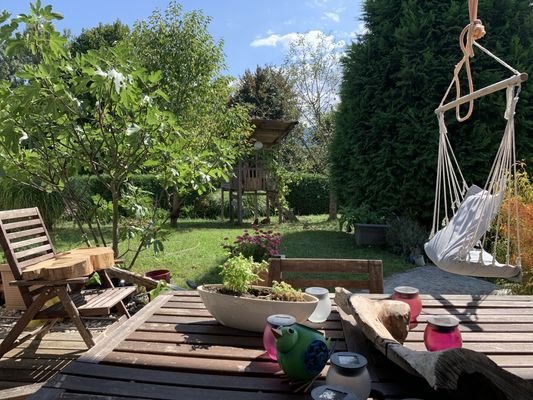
335 288 533 400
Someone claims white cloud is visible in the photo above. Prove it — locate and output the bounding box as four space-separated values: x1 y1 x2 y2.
323 12 340 22
250 32 300 48
250 30 345 50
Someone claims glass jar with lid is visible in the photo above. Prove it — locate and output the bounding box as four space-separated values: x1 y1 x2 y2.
326 352 371 400
262 314 296 360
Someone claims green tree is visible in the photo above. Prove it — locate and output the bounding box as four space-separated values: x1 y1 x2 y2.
128 1 251 226
231 65 298 120
70 20 130 54
282 31 343 219
331 0 532 225
0 2 249 264
282 32 342 173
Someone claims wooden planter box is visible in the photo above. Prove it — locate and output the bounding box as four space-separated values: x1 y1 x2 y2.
355 223 390 246
0 264 44 310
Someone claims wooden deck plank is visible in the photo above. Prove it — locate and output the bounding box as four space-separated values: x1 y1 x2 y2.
115 340 271 360
64 360 300 392
405 338 533 354
409 323 533 332
103 350 312 377
46 374 305 400
405 331 533 342
137 321 346 339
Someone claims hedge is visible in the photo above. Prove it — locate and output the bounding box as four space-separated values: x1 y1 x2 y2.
286 174 329 215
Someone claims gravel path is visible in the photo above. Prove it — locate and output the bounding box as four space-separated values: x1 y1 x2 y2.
384 264 502 295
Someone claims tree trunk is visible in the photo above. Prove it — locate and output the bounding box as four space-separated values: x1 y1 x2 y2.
328 189 337 221
111 182 120 258
170 188 179 228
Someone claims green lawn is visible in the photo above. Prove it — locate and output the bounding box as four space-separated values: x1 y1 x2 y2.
50 215 413 289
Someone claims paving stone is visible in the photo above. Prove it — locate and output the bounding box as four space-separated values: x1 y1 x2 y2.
384 264 500 295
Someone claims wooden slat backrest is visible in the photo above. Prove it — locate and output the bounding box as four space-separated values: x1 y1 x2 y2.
267 257 384 293
0 207 56 280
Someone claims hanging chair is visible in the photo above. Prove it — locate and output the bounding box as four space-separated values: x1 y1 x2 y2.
424 1 527 282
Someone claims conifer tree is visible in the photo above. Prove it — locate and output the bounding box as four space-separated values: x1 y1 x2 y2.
331 0 532 224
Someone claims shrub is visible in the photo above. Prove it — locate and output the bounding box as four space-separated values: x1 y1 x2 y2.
386 216 428 258
0 179 64 229
222 226 282 262
178 191 268 220
286 174 329 215
338 204 388 232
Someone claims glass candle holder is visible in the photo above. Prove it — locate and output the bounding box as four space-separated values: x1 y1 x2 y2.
305 287 332 323
262 314 296 360
326 352 371 400
424 315 462 352
391 286 422 323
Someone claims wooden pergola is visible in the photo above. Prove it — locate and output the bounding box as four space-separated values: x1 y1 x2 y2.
221 118 298 224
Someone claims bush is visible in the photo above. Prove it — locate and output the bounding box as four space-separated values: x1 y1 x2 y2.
286 174 329 215
496 166 533 294
338 204 388 232
0 179 64 229
222 226 282 262
67 174 168 221
179 191 268 220
386 216 428 258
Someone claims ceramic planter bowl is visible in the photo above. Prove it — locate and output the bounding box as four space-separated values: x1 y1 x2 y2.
197 284 319 332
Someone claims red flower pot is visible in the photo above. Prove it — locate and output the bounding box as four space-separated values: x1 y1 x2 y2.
145 269 171 283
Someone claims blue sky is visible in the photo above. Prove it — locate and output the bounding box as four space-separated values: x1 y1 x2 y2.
2 0 364 77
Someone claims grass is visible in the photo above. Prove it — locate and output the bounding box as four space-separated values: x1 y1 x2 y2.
50 215 413 289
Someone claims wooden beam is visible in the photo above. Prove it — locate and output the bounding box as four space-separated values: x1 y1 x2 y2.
436 73 528 114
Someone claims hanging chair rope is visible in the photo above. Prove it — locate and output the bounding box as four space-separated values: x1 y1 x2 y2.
426 1 528 281
439 0 486 122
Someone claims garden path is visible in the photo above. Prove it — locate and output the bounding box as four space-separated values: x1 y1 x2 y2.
383 264 503 295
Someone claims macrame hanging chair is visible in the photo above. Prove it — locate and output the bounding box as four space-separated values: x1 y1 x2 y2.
424 0 528 282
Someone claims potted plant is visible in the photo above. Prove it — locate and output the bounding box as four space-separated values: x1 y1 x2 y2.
339 205 389 246
197 254 318 332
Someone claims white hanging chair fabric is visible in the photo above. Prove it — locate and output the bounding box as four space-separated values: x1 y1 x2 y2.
425 70 524 282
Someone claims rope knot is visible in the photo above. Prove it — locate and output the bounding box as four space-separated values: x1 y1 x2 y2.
471 19 486 41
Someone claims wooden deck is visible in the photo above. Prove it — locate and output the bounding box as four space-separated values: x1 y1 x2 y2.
0 315 124 399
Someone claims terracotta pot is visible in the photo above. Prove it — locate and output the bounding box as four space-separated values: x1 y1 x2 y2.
144 269 171 283
197 284 318 332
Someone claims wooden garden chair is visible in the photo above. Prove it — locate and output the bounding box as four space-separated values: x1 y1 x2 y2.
267 257 384 293
0 207 136 357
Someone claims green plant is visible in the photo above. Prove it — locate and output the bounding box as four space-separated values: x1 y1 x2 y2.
86 272 102 287
338 204 386 232
148 280 171 300
286 173 329 215
222 226 282 262
270 280 306 302
0 179 64 229
386 216 428 258
219 254 268 295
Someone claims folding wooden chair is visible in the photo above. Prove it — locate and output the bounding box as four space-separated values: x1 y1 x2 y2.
267 257 384 293
0 208 136 356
